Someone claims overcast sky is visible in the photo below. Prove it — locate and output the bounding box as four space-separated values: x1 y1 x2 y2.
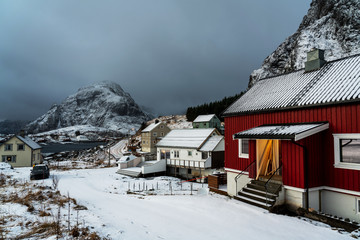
0 0 311 121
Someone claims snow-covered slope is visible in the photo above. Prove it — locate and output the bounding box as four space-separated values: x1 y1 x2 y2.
249 0 360 87
26 81 149 134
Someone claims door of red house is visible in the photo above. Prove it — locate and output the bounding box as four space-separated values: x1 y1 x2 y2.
256 139 282 181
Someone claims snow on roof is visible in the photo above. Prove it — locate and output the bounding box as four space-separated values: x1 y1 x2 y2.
142 122 162 132
193 114 216 123
17 136 42 150
233 122 329 141
156 128 217 149
224 54 360 115
118 155 137 163
199 135 224 152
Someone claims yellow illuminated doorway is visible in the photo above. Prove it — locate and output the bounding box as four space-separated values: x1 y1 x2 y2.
256 139 281 180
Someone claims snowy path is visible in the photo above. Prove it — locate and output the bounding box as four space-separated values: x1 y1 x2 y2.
110 139 127 159
55 168 353 240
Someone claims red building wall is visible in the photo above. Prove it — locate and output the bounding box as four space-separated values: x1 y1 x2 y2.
224 103 360 191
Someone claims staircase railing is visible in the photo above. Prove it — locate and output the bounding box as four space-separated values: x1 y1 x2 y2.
235 160 256 195
265 162 283 206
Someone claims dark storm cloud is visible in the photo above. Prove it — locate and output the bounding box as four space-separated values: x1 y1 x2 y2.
0 0 311 120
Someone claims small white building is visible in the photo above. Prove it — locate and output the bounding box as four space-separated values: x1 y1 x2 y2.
156 128 224 180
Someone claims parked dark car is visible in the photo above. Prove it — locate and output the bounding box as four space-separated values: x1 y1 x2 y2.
30 164 50 180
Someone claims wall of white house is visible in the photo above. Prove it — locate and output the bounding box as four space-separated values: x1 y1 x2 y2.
157 147 203 162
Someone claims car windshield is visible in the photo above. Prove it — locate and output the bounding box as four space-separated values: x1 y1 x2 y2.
34 166 46 170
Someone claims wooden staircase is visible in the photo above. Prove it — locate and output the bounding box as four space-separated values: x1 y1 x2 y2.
235 179 282 210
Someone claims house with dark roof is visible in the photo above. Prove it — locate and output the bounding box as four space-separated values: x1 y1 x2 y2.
156 128 224 181
222 49 360 221
0 135 42 167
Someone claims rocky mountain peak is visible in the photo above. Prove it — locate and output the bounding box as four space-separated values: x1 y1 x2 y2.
249 0 360 87
26 81 149 134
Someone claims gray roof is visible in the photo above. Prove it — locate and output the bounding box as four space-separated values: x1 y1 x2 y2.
199 135 224 152
156 128 217 149
17 136 42 150
233 122 329 141
224 54 360 116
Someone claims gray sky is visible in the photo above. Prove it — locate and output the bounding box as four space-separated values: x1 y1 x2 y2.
0 0 311 121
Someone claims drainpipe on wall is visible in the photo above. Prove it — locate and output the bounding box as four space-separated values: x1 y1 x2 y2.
291 140 309 210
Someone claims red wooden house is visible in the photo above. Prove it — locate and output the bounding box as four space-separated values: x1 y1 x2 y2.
223 49 360 221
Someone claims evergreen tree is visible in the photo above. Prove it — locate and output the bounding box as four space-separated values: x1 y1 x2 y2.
186 92 244 121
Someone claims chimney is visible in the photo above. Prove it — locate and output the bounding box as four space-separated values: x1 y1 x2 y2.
305 48 326 72
155 119 160 124
19 130 26 137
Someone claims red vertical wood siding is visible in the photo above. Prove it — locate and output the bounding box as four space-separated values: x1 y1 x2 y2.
225 103 360 191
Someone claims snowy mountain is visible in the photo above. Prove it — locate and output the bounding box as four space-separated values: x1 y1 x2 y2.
26 81 149 134
249 0 360 87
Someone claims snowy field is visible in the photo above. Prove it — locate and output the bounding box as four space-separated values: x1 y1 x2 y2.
1 166 358 239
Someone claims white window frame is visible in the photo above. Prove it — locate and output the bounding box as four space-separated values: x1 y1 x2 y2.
333 134 360 170
174 150 179 158
153 132 157 137
238 139 249 159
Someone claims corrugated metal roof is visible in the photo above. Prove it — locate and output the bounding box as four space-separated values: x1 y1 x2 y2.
199 135 224 152
156 128 217 149
224 54 360 115
233 122 329 141
17 136 42 149
193 114 216 123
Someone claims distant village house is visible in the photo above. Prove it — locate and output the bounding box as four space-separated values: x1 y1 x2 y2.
0 134 42 167
141 120 171 153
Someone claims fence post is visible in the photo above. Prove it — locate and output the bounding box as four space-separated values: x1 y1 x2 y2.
191 182 193 195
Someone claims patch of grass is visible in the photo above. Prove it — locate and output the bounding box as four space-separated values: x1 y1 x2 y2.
16 221 58 239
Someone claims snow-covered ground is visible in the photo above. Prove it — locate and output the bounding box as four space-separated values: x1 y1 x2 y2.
1 166 357 240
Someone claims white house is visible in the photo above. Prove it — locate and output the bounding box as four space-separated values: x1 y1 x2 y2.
156 128 224 181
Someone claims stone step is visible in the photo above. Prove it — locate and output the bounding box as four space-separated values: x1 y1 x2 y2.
238 191 275 204
246 183 276 194
242 187 277 199
234 195 272 210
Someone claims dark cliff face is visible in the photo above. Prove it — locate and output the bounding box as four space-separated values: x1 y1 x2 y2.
249 0 360 87
26 81 149 133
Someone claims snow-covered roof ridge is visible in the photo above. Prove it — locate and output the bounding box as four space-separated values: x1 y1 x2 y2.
156 128 218 149
17 135 42 150
224 53 360 116
142 121 162 132
193 114 216 123
199 135 224 152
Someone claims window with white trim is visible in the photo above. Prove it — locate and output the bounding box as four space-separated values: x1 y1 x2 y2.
174 150 179 158
238 139 249 158
334 134 360 170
